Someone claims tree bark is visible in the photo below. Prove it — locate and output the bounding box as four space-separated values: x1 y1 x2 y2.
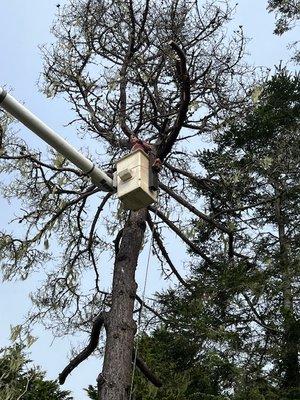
99 208 147 400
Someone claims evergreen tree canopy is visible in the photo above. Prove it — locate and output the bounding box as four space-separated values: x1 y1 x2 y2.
132 69 300 400
267 0 300 35
0 344 73 400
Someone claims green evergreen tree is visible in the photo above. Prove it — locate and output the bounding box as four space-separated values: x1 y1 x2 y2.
85 385 98 399
267 0 300 35
132 69 300 399
0 344 73 400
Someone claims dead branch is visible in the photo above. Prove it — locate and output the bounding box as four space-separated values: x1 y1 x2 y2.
158 41 191 160
29 186 99 245
88 193 112 252
159 182 232 235
59 312 106 384
146 212 191 289
135 355 162 387
149 206 213 266
135 294 167 322
243 293 280 335
165 162 219 192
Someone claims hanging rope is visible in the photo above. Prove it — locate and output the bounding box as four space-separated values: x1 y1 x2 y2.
129 195 160 400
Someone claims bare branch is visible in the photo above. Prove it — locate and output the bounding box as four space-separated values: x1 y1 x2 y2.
30 186 99 244
149 206 213 265
135 294 167 322
146 212 191 289
165 162 218 192
59 312 106 384
159 182 232 235
136 355 162 387
158 41 191 160
88 192 112 251
243 293 280 335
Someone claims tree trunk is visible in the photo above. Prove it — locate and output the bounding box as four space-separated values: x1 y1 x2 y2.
282 317 300 390
275 192 300 390
99 208 147 400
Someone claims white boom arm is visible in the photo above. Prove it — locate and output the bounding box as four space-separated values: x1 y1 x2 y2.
0 87 115 191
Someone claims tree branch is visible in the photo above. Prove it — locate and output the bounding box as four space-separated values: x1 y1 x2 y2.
149 206 213 265
158 41 191 160
165 162 218 192
146 212 191 289
59 312 106 384
135 294 167 322
243 293 279 335
88 192 112 252
30 186 99 244
159 182 232 235
135 355 162 387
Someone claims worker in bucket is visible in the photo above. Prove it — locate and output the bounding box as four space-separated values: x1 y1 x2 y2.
130 136 162 192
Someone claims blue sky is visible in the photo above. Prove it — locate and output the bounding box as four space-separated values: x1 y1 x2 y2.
0 1 299 398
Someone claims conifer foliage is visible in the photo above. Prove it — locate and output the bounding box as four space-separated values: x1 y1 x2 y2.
267 0 300 35
133 69 300 400
0 344 73 400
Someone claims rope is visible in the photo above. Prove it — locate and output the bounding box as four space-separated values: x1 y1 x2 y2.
129 195 160 400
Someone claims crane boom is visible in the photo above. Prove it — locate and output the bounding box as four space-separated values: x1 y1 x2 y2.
0 87 115 192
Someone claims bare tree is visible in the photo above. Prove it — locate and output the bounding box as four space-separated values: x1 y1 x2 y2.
0 0 254 399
